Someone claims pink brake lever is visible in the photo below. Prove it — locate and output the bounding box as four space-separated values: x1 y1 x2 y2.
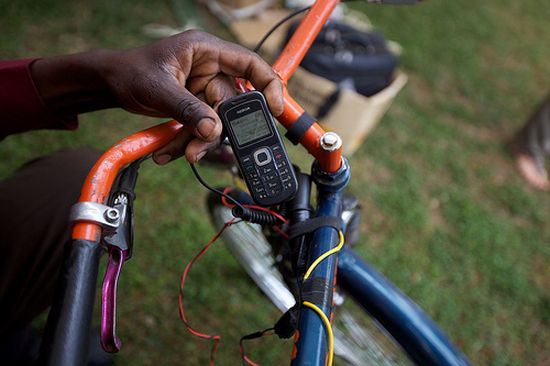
101 246 129 353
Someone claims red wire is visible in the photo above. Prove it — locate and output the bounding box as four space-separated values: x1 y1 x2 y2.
240 342 261 366
221 187 234 208
245 205 288 224
178 218 237 366
272 225 289 239
243 354 261 366
192 188 287 364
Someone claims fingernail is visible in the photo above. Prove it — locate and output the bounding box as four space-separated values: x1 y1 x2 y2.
195 150 208 162
196 118 216 140
278 94 284 116
154 154 171 165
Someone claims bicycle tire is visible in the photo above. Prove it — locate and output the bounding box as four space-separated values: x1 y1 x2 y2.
206 192 414 366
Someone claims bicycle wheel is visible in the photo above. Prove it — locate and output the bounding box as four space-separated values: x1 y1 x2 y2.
207 192 413 366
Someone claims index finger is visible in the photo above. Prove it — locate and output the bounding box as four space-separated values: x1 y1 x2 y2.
216 41 284 117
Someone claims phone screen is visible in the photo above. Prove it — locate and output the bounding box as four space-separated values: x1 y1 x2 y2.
230 110 272 146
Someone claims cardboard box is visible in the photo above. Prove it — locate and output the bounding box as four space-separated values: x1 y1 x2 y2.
287 67 408 155
229 9 407 155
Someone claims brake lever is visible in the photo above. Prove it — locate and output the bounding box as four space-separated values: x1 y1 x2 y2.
97 153 143 357
101 245 129 353
100 192 133 353
97 157 144 353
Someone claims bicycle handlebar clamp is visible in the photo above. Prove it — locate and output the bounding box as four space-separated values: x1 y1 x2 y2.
69 202 121 230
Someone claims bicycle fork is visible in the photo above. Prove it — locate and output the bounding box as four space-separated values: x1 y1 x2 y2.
290 159 350 366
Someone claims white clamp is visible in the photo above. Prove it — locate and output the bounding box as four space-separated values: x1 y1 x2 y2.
69 202 121 229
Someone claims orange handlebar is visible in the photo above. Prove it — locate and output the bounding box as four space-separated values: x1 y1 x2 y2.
72 121 182 241
73 0 344 240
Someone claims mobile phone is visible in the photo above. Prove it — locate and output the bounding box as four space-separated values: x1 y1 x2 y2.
218 91 298 206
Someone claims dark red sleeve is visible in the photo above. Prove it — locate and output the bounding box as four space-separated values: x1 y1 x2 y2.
0 59 78 140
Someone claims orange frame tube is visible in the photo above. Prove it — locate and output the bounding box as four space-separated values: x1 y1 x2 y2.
273 0 339 82
273 0 342 173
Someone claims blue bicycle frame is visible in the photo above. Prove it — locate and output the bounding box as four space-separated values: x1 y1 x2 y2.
291 159 471 366
39 148 472 365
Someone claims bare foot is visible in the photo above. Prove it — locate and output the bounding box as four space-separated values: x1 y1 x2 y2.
515 153 550 191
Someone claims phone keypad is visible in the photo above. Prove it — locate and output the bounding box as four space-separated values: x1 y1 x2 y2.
241 145 294 201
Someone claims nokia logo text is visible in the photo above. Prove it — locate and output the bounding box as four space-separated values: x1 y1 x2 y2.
236 107 250 114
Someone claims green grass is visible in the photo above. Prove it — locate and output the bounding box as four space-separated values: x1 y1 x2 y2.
1 0 549 365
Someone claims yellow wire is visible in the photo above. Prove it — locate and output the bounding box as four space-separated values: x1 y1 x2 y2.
302 301 334 366
300 231 343 366
303 231 345 280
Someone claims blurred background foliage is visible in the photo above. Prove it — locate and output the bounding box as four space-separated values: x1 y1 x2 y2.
0 0 549 364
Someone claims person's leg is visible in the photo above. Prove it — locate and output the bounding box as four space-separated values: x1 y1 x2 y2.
0 148 100 337
514 95 550 190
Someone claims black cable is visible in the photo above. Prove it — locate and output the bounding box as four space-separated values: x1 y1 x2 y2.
190 163 286 225
189 162 246 211
253 6 312 53
239 327 275 366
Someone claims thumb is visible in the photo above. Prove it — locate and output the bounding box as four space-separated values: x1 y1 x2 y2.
159 86 222 142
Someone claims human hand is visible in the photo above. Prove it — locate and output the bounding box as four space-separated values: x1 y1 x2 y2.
31 30 284 163
103 30 284 164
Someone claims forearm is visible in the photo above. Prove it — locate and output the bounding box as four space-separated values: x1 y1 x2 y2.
1 30 283 163
30 50 119 117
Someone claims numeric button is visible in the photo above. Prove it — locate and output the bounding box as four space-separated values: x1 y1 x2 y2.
260 165 275 175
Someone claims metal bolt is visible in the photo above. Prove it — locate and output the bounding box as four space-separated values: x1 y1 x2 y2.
320 132 342 152
322 134 338 147
104 208 120 223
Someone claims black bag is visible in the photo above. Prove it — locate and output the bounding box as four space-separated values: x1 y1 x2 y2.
284 21 398 117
